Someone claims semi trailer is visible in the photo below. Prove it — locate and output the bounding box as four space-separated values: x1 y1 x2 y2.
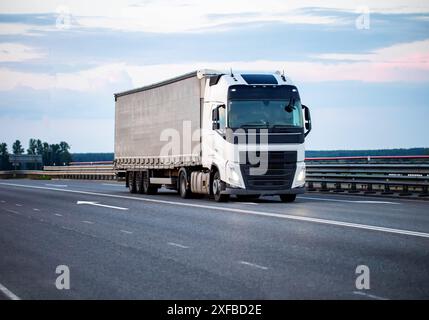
114 69 311 202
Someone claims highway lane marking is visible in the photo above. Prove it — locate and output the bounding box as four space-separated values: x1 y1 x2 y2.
82 220 94 224
120 229 133 234
237 202 258 205
167 242 189 249
299 196 399 205
353 291 389 300
45 184 68 188
0 200 5 203
54 213 63 217
0 282 21 300
15 204 23 207
5 209 19 215
76 201 129 211
33 208 40 211
239 261 268 270
2 182 429 239
102 183 123 187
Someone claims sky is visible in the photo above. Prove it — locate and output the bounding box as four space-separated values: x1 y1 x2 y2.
0 0 428 152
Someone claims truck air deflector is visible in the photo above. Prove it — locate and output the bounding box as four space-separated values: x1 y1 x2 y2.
241 74 278 85
228 85 300 100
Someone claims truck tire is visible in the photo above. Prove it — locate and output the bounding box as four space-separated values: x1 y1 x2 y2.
128 171 136 193
212 171 229 202
142 171 158 195
178 170 191 199
280 194 296 203
136 171 144 194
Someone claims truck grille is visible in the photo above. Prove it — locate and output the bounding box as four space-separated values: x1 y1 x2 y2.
239 151 297 190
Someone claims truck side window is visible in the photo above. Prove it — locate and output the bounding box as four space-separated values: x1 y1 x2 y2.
218 105 226 130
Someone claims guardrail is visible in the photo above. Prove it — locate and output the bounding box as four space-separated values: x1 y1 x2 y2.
305 155 429 198
1 156 429 198
0 165 116 180
43 164 116 180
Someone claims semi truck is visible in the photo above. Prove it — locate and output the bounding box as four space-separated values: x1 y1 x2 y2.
114 69 311 202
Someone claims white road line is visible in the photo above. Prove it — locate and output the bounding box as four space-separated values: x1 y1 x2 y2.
239 261 268 270
167 242 189 249
299 196 399 205
82 220 94 224
238 202 258 205
5 209 19 214
76 201 128 211
33 208 40 211
0 282 21 300
353 291 389 300
45 184 68 187
0 200 5 203
54 213 63 217
120 229 133 234
15 204 22 207
102 183 123 187
1 182 428 239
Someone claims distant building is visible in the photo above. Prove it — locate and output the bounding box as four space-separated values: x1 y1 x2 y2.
9 154 43 170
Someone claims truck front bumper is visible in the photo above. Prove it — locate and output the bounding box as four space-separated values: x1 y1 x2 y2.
222 185 305 196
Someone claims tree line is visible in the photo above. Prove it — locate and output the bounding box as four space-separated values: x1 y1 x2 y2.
0 139 72 170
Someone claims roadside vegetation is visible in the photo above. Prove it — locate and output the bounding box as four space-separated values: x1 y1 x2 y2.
0 139 72 170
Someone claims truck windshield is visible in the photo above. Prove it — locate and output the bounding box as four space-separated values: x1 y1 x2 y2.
228 99 303 129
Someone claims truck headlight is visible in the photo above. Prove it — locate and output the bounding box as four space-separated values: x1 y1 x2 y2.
296 166 306 184
229 166 240 183
227 162 241 185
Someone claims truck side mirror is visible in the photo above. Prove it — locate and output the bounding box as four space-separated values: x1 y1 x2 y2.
212 108 219 121
212 104 225 130
212 107 219 130
302 105 312 137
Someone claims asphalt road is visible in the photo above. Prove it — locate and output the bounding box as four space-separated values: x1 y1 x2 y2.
0 179 428 300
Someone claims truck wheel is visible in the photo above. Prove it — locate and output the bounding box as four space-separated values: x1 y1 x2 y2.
212 171 229 202
136 172 144 194
280 194 296 203
143 171 158 195
179 170 191 199
128 171 136 193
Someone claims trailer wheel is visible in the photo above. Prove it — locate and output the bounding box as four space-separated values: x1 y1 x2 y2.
143 171 158 195
280 194 296 203
212 171 229 202
128 171 136 193
178 170 191 199
135 171 144 194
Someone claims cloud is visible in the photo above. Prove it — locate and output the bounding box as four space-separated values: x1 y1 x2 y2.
0 37 427 94
0 42 45 62
2 0 429 34
0 63 132 91
124 40 429 85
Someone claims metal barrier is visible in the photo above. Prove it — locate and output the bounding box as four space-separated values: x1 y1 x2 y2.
43 164 117 180
306 155 429 197
2 156 429 198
